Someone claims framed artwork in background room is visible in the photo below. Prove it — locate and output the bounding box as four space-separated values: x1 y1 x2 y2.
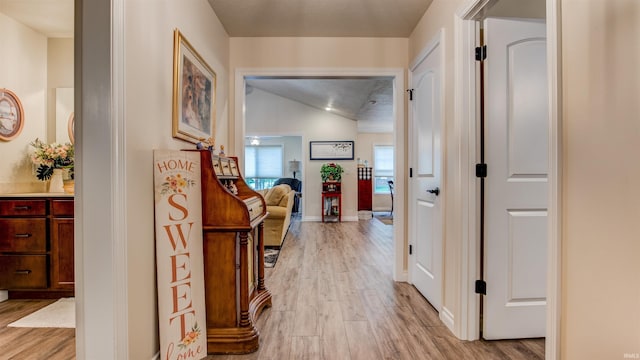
172 29 216 144
309 140 354 160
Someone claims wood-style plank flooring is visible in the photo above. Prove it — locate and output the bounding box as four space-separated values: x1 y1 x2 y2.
0 216 544 359
209 216 544 360
0 299 75 359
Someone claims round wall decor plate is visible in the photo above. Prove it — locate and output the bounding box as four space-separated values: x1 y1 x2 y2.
0 89 25 141
68 112 75 144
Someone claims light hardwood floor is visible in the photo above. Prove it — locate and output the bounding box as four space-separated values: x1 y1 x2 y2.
0 299 75 359
209 217 544 360
0 216 543 359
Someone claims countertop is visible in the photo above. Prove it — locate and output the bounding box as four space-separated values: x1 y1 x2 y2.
0 192 74 198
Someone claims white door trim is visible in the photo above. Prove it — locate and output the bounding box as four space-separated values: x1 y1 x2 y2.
76 0 129 358
234 68 407 282
453 0 561 358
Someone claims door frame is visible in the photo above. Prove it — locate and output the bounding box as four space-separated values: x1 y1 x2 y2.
234 68 407 281
454 0 562 358
407 28 447 322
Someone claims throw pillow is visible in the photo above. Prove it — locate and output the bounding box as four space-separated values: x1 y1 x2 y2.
265 184 290 206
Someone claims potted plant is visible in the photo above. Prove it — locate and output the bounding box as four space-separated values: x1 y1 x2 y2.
320 163 344 182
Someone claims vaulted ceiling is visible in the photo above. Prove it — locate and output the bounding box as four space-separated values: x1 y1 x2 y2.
247 77 395 133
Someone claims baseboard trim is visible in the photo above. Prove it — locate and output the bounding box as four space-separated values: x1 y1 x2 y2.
440 306 455 333
302 216 359 222
394 270 409 282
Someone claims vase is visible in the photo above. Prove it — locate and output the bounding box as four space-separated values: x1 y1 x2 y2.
49 169 65 193
63 180 75 195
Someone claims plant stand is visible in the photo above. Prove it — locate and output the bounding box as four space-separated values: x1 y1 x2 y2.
321 182 341 222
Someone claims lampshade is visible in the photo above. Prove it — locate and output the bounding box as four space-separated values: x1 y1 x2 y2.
288 160 300 173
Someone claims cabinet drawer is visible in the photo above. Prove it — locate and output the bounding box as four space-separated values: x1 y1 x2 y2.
0 219 47 252
52 200 74 216
0 255 48 289
0 200 47 216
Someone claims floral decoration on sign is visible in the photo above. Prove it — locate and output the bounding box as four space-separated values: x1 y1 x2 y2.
177 322 201 350
30 138 74 181
159 173 196 196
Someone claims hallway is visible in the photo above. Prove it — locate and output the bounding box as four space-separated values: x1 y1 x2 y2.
209 218 544 359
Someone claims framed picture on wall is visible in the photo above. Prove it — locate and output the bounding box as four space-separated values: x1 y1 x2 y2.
172 29 217 144
0 89 25 142
310 141 355 160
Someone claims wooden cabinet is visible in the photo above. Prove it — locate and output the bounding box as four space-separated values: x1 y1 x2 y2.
51 199 74 290
189 150 272 354
357 167 372 211
322 182 342 222
0 196 74 298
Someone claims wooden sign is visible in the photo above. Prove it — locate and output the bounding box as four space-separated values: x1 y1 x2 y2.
154 150 207 360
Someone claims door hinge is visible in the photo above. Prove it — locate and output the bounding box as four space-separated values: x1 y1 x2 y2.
475 280 486 295
475 45 487 61
409 167 413 178
409 244 413 255
476 163 487 178
407 89 414 101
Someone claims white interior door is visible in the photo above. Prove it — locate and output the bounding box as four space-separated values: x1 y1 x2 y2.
409 33 443 312
483 17 548 339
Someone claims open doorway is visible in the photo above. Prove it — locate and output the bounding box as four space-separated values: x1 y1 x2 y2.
243 77 395 223
455 0 561 357
234 69 407 281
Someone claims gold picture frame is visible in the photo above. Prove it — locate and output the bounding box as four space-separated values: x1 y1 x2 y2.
172 29 216 144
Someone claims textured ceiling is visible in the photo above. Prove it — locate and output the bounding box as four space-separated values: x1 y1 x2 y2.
208 0 433 37
247 78 394 133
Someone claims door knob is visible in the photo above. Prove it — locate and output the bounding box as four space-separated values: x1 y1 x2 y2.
426 187 440 196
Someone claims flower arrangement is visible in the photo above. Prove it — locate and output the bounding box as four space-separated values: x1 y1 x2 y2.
320 163 344 182
30 138 74 181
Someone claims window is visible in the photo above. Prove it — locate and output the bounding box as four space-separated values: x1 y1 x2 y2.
244 145 283 190
374 145 394 194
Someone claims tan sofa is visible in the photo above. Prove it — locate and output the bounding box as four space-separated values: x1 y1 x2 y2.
257 184 296 247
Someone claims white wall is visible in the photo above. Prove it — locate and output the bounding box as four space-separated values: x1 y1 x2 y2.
123 1 229 358
355 132 394 211
561 0 640 358
246 88 358 220
229 37 408 152
47 38 74 143
0 13 48 193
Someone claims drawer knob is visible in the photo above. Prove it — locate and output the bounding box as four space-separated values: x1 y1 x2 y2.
14 270 32 275
14 233 32 238
13 206 31 211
